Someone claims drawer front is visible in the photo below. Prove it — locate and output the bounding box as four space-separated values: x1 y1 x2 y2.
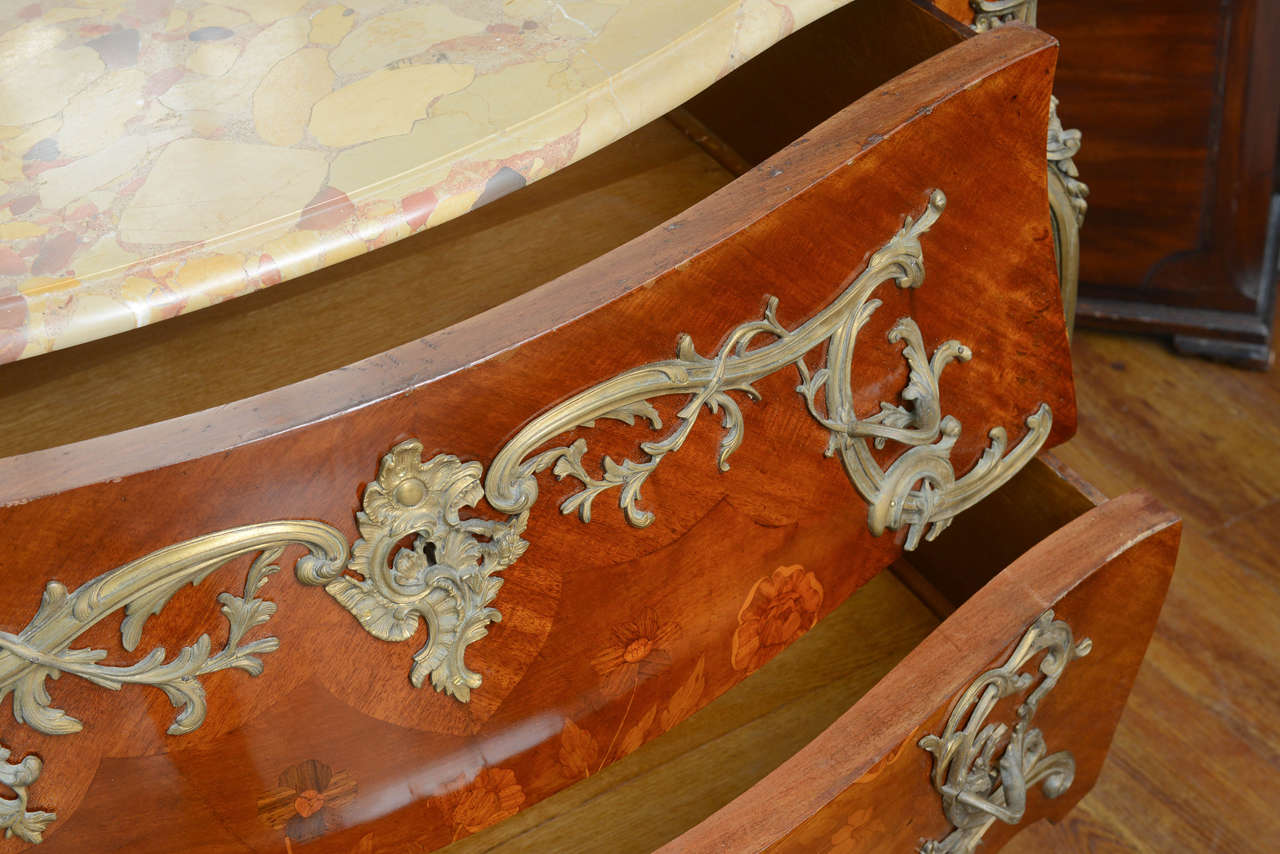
0 27 1066 853
668 485 1180 853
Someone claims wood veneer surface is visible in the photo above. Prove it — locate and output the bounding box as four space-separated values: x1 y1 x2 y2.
442 571 939 853
505 327 1279 853
441 460 1175 854
0 24 1072 506
1041 0 1278 306
0 0 968 462
674 489 1179 853
677 0 969 170
0 27 1072 854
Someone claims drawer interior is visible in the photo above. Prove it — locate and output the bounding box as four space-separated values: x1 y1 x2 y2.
440 570 940 854
0 0 967 460
434 456 1099 854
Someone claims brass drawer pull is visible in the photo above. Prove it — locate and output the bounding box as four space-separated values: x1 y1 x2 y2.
970 2 1090 333
1 190 1052 737
0 523 347 736
486 189 1051 549
971 0 1038 31
919 610 1092 853
0 192 1055 843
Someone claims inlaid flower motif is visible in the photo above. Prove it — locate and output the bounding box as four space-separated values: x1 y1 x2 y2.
558 719 601 781
441 767 525 840
731 564 824 671
592 610 681 697
257 759 357 844
660 654 706 732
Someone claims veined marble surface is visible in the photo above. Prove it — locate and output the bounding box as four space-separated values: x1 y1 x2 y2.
0 0 847 364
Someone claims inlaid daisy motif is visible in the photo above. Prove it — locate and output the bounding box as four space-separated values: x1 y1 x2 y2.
592 610 682 698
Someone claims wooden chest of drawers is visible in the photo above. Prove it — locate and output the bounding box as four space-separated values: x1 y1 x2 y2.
0 2 1177 851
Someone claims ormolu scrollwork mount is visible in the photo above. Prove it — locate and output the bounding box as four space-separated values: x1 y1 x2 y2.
1 191 1051 842
970 0 1089 330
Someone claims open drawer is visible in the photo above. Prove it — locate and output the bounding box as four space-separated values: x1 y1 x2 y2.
0 6 1083 853
433 457 1179 853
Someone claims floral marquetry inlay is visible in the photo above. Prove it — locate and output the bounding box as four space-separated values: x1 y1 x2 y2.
4 191 1050 741
592 611 682 699
258 759 358 845
6 191 1058 845
439 768 526 841
732 565 824 672
557 650 711 786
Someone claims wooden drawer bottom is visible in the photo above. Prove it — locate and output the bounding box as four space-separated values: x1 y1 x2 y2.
444 457 1178 853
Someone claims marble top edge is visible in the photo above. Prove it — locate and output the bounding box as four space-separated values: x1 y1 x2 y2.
0 0 849 364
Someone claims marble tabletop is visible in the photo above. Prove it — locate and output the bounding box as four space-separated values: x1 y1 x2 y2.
0 0 846 364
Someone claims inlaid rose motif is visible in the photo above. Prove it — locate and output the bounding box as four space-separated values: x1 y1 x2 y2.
558 719 601 781
731 564 824 671
442 767 525 840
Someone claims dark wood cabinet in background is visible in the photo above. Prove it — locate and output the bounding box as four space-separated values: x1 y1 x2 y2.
1040 0 1280 367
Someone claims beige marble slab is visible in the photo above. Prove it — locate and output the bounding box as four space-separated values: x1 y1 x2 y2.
0 0 848 363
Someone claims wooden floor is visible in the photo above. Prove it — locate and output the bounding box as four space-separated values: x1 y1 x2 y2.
1004 328 1280 853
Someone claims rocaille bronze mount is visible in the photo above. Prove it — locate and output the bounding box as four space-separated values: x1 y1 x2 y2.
971 0 1090 334
0 190 1052 842
919 610 1092 853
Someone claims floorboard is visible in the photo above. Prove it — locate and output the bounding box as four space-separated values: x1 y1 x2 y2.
1006 329 1280 853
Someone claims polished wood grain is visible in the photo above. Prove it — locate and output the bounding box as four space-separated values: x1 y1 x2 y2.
674 486 1180 852
677 0 969 171
905 451 1104 608
0 25 1070 506
929 0 1280 363
0 26 1071 854
444 571 939 853
463 458 1180 854
444 460 1178 854
930 0 971 24
1000 328 1280 853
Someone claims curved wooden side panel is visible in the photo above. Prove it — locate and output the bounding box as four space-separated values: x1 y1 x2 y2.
666 491 1180 853
0 26 1067 854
